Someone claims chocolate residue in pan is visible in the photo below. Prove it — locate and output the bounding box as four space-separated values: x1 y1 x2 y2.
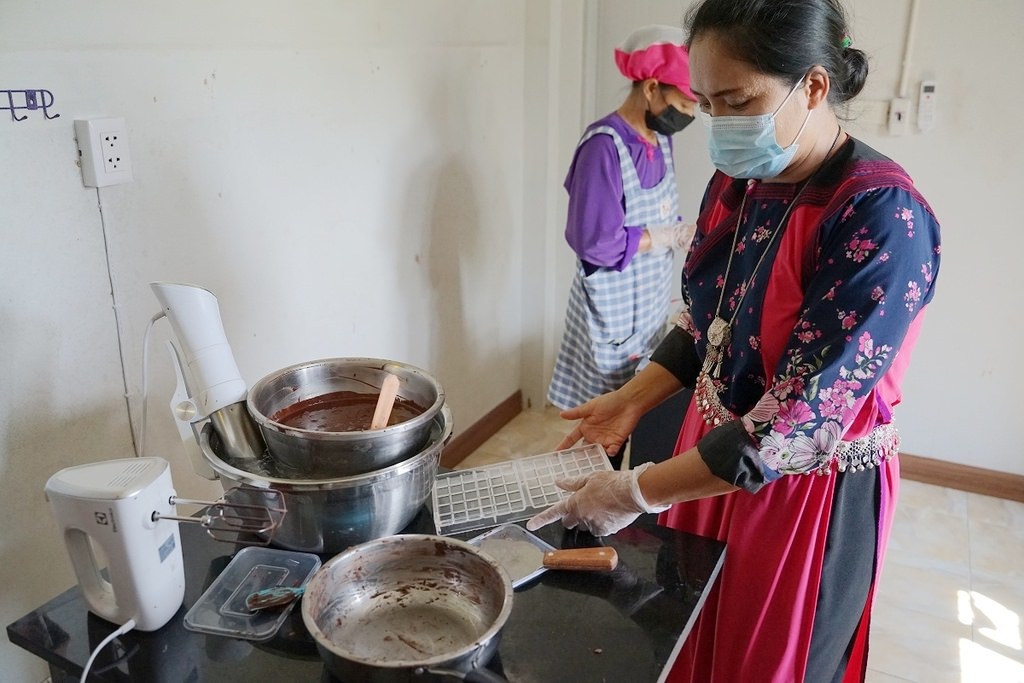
392 631 431 655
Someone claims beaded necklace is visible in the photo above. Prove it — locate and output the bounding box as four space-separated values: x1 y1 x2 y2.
700 127 842 385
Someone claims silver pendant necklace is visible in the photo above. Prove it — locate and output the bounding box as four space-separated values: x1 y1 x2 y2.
701 127 843 386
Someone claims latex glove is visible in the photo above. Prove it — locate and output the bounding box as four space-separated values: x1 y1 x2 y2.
647 223 697 252
526 462 670 537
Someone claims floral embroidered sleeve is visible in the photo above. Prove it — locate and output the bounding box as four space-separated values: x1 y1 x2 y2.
736 186 941 479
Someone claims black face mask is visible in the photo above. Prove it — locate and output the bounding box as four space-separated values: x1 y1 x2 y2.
645 105 695 136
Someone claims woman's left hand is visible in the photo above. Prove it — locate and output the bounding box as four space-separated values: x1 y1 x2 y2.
647 222 697 252
556 390 645 455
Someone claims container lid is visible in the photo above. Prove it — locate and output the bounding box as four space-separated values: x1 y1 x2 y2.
183 546 321 641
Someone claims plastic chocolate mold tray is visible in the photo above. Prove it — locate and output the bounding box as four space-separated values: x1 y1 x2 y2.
432 443 612 536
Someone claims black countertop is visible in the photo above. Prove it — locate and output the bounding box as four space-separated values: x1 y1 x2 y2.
8 508 724 682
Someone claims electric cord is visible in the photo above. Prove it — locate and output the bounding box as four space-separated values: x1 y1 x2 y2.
136 312 165 457
79 618 136 683
95 187 141 458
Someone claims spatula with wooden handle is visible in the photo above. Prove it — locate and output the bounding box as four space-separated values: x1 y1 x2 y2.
475 525 618 587
541 547 618 571
369 373 401 430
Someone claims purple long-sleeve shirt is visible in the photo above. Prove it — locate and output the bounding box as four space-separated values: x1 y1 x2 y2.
564 112 676 274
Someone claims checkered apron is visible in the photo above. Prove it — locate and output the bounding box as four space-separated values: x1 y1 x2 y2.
547 126 677 410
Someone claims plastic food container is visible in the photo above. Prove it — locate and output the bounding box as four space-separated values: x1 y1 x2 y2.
184 546 321 641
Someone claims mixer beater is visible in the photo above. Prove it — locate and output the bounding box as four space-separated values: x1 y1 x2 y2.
159 489 288 548
156 487 287 546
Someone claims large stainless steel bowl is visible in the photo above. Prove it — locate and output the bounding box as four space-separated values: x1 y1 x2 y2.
198 405 452 554
246 358 446 479
302 535 512 683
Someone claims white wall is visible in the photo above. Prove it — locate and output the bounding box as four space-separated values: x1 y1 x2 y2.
520 0 586 407
846 0 1024 477
0 2 555 679
593 0 1024 477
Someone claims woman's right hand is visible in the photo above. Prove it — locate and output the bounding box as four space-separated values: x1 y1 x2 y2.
556 389 646 456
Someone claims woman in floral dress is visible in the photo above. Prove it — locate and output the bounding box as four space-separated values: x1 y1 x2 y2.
528 1 941 681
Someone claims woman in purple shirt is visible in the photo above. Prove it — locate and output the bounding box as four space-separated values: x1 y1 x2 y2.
548 25 698 467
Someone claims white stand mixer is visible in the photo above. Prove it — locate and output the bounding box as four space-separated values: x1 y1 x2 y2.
42 284 288 642
150 281 267 477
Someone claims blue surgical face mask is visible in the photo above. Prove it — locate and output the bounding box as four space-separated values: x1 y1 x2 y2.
700 77 812 179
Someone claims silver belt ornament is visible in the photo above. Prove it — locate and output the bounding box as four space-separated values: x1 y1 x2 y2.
694 373 899 476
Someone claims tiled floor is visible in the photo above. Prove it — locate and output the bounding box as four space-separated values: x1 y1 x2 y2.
458 406 1024 683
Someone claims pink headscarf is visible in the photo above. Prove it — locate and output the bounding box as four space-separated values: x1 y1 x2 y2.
614 25 695 101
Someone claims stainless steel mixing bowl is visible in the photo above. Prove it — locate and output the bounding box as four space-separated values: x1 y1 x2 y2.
198 405 452 554
246 357 446 479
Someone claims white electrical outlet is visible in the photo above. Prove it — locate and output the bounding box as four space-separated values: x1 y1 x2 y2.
887 98 911 136
74 117 133 187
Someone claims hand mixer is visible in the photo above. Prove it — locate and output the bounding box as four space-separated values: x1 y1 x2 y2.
45 456 286 632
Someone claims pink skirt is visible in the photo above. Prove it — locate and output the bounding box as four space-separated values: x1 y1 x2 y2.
659 405 899 683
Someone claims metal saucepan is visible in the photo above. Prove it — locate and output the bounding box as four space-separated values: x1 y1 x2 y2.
301 535 512 683
247 357 446 479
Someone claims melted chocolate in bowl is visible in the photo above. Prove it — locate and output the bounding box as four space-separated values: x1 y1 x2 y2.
271 390 426 432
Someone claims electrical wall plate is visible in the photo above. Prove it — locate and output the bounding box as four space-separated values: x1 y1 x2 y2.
74 117 133 187
887 98 911 136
